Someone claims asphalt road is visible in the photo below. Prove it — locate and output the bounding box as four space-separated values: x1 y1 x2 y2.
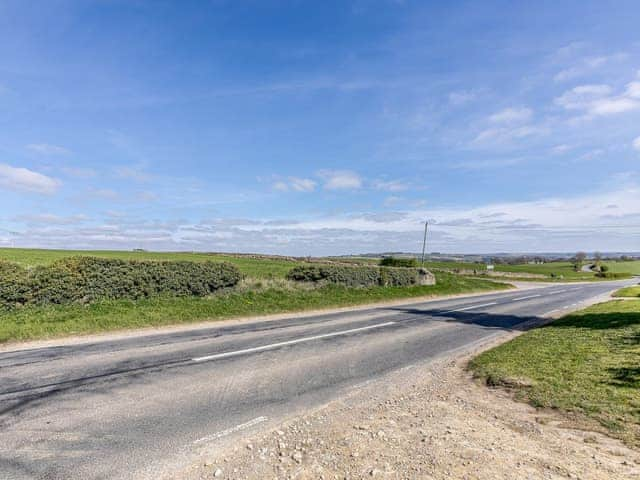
0 279 635 479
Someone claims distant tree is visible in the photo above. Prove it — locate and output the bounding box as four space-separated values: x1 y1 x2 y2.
573 251 587 271
594 251 602 264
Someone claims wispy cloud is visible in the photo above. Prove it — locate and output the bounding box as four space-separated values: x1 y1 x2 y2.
551 144 573 154
553 53 627 82
633 136 640 152
289 177 317 192
448 90 477 106
26 143 70 155
271 176 317 192
317 170 362 190
372 179 410 192
0 163 61 194
488 107 532 124
13 213 87 225
555 80 640 117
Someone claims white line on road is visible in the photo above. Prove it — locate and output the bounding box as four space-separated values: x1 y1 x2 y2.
192 321 396 363
443 302 498 314
194 416 268 444
551 289 568 294
510 294 542 301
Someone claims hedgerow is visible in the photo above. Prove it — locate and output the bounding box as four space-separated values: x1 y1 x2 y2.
286 264 421 287
379 256 418 268
0 257 242 309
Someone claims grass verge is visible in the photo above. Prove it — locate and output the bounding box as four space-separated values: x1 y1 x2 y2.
613 286 640 298
469 300 640 447
0 273 509 344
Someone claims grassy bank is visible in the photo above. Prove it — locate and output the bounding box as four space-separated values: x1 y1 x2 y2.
613 286 640 298
469 300 640 447
0 273 509 344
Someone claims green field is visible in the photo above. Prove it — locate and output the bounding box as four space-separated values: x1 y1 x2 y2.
470 300 640 447
493 261 593 279
0 272 509 343
605 260 640 275
429 259 639 281
2 248 638 281
0 247 299 279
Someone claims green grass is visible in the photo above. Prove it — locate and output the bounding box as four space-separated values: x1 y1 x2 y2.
604 260 640 275
613 286 640 298
0 247 298 279
493 261 592 279
470 300 640 447
0 273 509 344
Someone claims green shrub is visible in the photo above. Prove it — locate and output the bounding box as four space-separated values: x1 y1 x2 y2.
0 260 31 309
380 256 418 268
0 256 242 309
600 264 609 272
595 271 630 279
287 264 420 287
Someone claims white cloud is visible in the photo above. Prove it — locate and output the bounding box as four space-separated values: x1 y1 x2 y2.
14 213 87 225
383 196 403 206
473 108 542 146
553 53 627 82
271 177 316 192
0 163 61 194
633 136 640 152
555 81 640 117
289 177 317 192
26 143 70 155
489 107 532 124
473 125 545 146
5 185 640 254
551 144 572 154
372 179 409 192
272 181 289 192
317 170 362 190
626 81 640 99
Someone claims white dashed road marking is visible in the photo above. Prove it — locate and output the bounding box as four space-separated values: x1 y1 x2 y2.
194 416 268 444
192 321 396 363
511 294 542 301
443 302 497 314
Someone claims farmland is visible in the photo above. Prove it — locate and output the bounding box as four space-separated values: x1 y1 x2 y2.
0 247 299 279
4 248 639 281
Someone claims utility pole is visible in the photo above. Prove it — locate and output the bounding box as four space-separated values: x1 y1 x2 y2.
420 221 428 266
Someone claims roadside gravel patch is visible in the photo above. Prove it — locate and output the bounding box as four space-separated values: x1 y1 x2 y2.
175 342 640 480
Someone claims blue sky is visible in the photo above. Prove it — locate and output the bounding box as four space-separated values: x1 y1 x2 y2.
1 0 640 255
